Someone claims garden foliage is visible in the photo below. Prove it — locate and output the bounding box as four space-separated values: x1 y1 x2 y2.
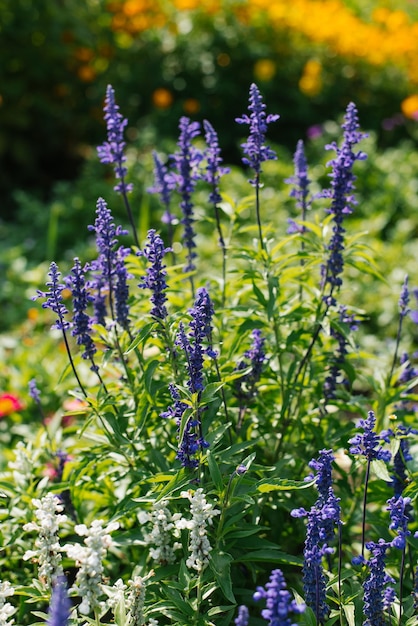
0 83 418 626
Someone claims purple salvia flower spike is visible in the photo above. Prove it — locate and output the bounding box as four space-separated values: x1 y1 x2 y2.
235 83 279 183
139 229 171 320
362 540 395 626
47 576 71 626
170 116 203 284
203 119 229 207
161 382 200 469
321 102 367 303
114 246 131 330
387 495 411 549
253 568 305 625
323 306 358 402
33 262 71 332
234 605 249 626
97 84 140 248
348 411 391 463
67 258 97 368
97 84 132 195
28 378 41 404
398 274 410 317
34 263 87 397
235 329 266 402
287 139 311 216
236 83 279 250
203 120 229 298
291 449 341 622
148 151 176 227
88 197 130 327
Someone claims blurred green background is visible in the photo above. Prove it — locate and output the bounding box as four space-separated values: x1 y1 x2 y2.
2 0 418 212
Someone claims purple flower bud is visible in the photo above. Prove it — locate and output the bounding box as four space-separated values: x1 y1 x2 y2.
47 576 71 626
138 229 171 320
236 83 279 185
97 84 133 195
33 262 71 332
234 605 249 626
253 568 305 625
170 117 203 273
349 411 391 463
67 258 97 366
320 102 367 300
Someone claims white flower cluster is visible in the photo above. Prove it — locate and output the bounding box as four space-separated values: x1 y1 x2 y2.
23 493 67 586
126 575 146 626
178 488 220 573
8 442 38 488
143 500 182 565
64 519 119 614
0 581 16 626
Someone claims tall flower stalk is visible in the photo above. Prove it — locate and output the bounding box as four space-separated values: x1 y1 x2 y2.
291 450 341 624
149 152 176 259
286 139 311 301
253 568 305 625
33 262 87 398
97 84 139 249
236 83 279 251
170 117 203 295
388 275 410 384
349 411 391 557
203 119 229 305
321 102 367 305
67 257 107 391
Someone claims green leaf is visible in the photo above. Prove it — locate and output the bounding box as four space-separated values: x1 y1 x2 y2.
251 280 268 308
124 322 156 354
177 407 194 448
209 551 235 603
257 478 316 493
207 451 224 491
200 381 225 404
144 359 160 395
370 459 392 482
235 550 303 566
342 603 356 626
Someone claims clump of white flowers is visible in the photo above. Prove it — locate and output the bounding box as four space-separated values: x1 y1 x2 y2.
177 488 220 573
0 581 16 626
8 441 42 489
23 493 67 586
142 500 182 565
64 519 119 615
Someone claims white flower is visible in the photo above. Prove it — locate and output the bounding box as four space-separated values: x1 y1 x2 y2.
180 489 220 573
145 501 182 565
64 519 119 615
23 493 67 586
126 572 154 626
0 581 16 626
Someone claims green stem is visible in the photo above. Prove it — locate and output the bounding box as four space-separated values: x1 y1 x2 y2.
255 173 264 251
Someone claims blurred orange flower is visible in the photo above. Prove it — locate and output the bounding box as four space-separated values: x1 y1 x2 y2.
0 393 24 417
401 94 418 120
299 59 322 97
254 59 276 82
183 98 200 114
152 88 174 109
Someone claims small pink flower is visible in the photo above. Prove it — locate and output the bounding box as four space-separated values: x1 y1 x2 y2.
0 393 24 418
